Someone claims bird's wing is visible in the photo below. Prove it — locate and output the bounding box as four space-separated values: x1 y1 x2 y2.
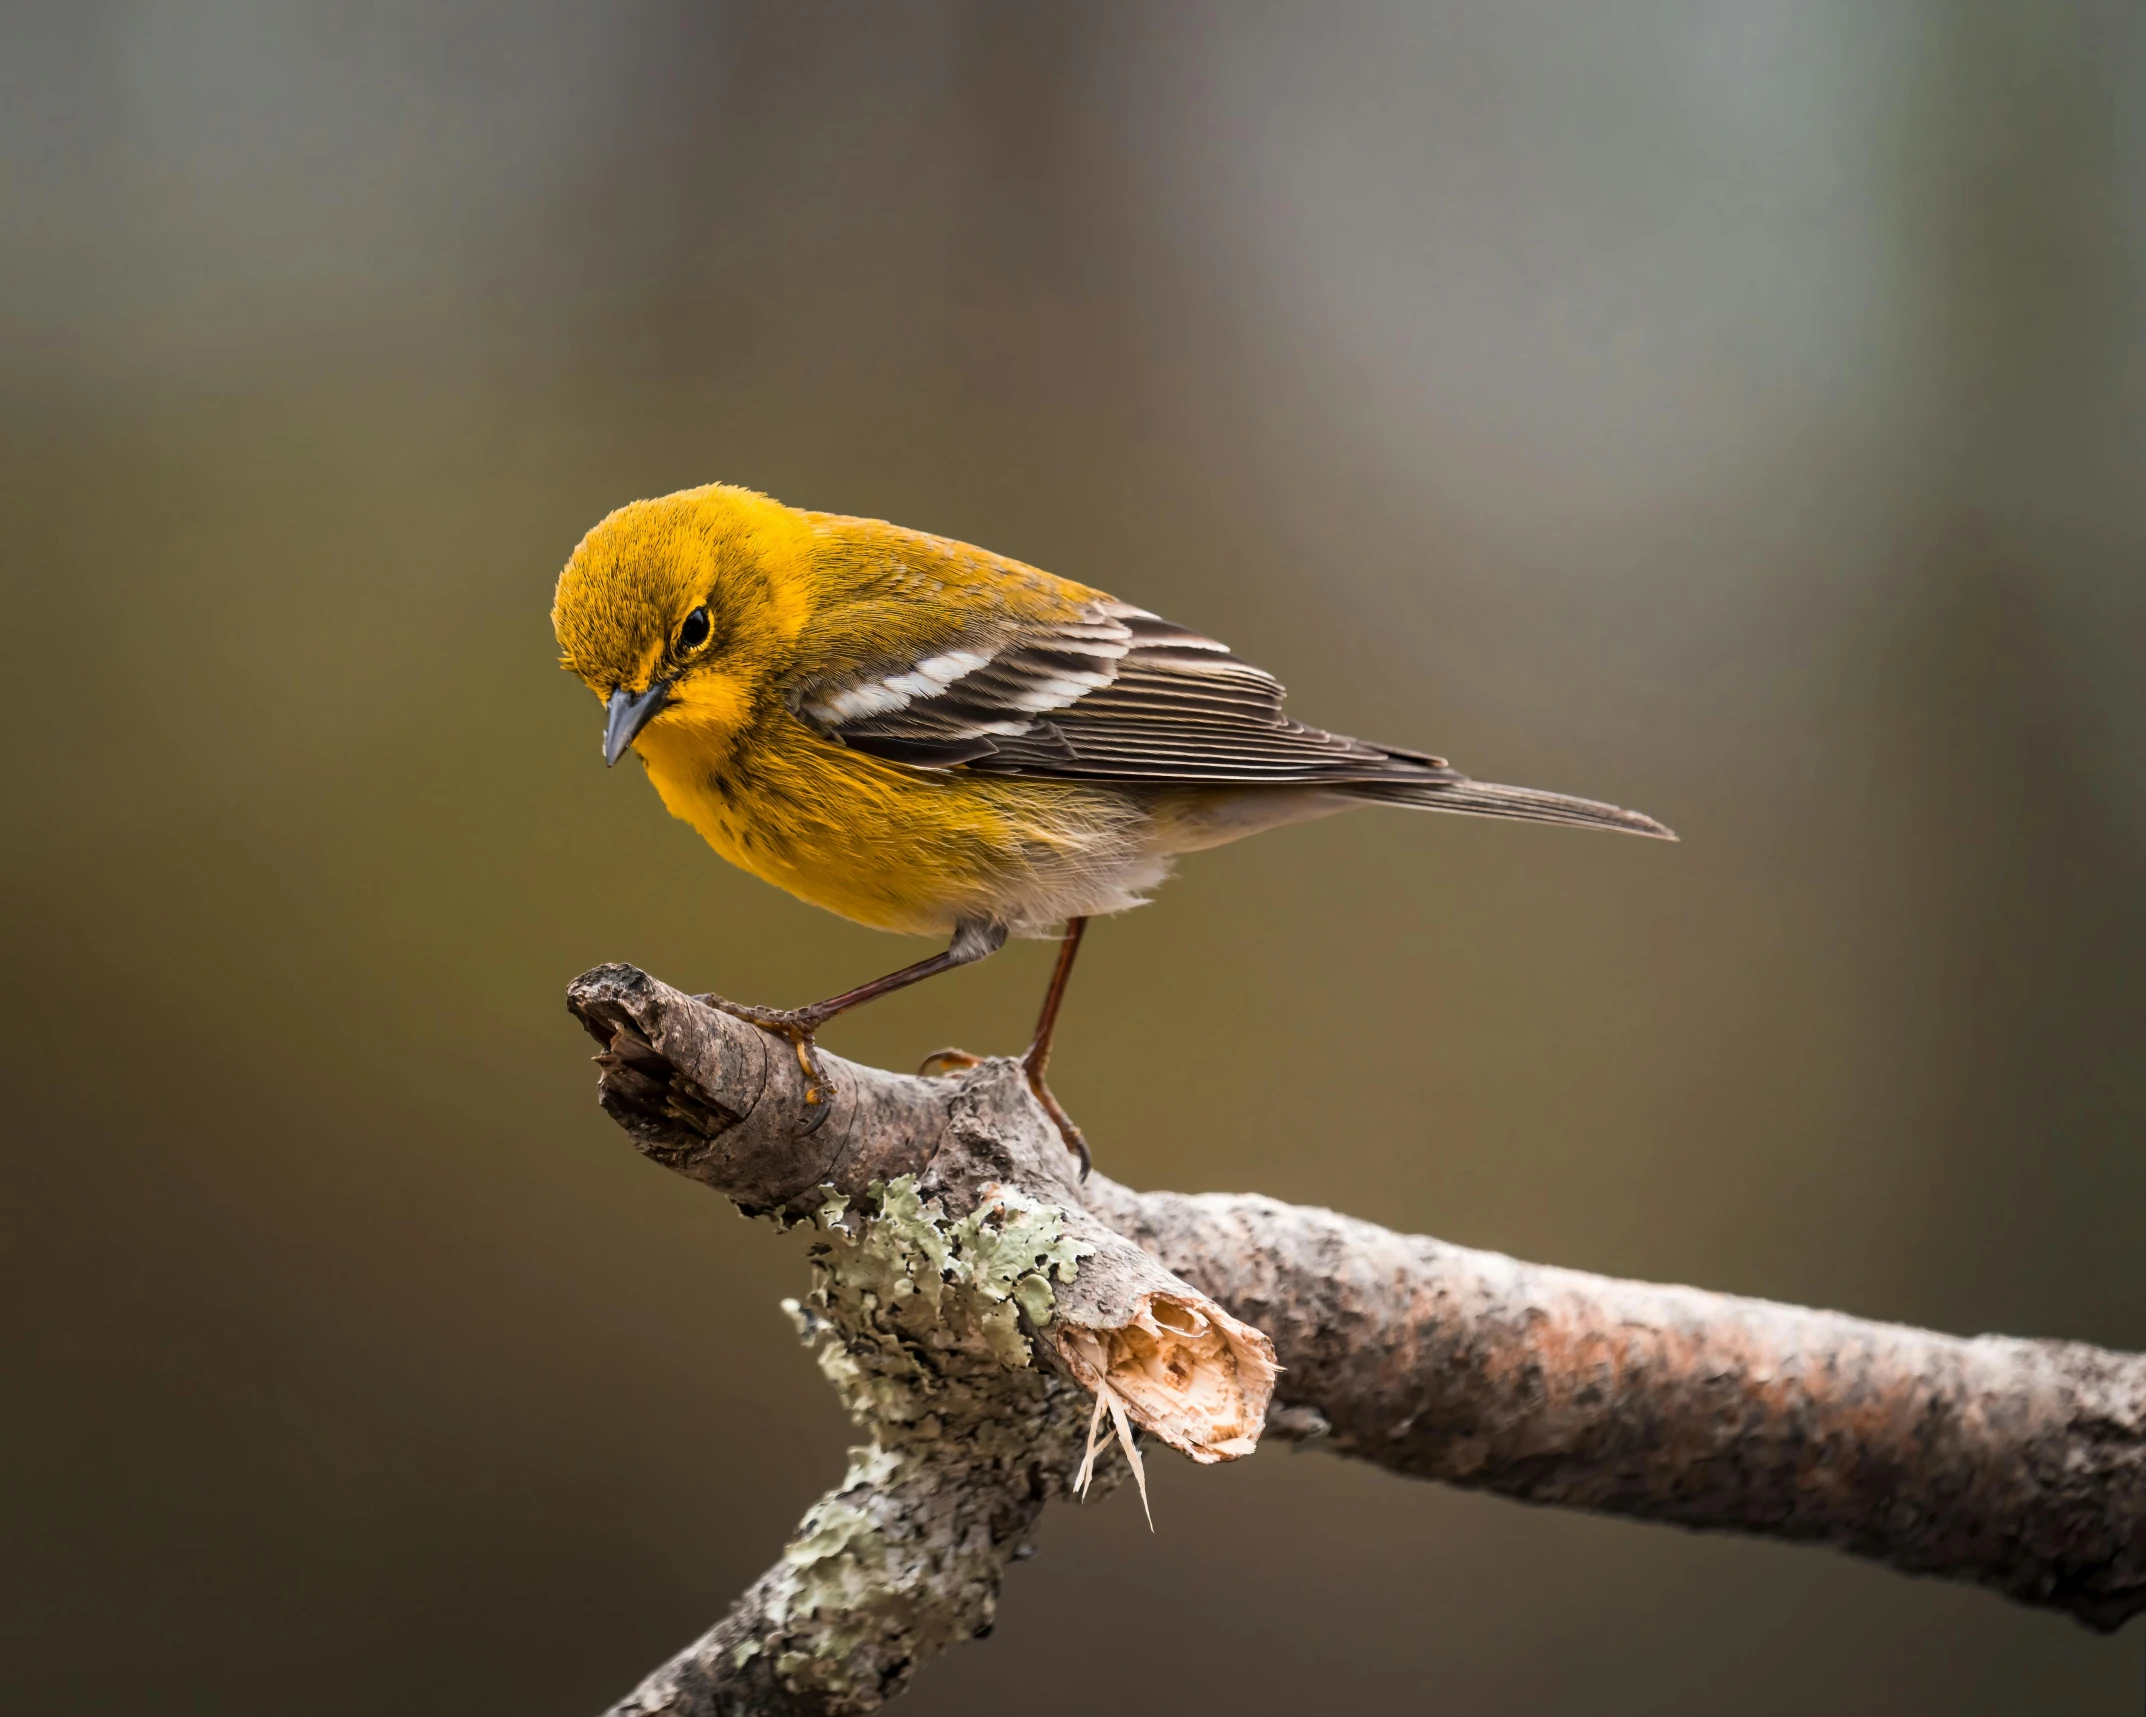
788 593 1458 786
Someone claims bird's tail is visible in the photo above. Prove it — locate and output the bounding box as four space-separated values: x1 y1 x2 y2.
1346 776 1677 840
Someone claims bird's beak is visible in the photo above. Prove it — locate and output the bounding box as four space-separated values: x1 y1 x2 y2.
604 680 671 767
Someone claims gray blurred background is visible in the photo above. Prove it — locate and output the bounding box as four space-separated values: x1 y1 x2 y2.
5 2 2144 1711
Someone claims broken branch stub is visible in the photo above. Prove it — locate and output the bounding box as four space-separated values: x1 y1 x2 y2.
1054 1294 1274 1465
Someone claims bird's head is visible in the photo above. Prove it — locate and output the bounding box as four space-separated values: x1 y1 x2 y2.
552 483 813 767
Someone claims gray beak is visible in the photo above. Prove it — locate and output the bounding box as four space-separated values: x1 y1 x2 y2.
604 680 671 767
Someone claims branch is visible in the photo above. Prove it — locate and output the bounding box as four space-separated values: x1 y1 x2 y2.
1087 1185 2146 1627
567 963 2146 1713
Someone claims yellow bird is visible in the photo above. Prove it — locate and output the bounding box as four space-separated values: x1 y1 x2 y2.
553 482 1673 1172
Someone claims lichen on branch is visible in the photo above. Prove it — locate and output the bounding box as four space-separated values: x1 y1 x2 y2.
790 1176 1098 1405
726 1178 1114 1709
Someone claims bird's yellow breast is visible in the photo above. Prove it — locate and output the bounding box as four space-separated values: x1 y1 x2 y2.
632 706 1150 937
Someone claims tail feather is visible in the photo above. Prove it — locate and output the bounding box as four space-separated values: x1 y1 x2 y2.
1350 776 1677 840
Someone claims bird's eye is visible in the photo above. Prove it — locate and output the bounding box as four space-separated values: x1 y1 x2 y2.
676 605 713 653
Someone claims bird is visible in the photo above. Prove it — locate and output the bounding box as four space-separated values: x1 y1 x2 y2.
552 482 1674 1175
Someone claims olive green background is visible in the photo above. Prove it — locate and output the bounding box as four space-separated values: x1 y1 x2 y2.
6 4 2144 1712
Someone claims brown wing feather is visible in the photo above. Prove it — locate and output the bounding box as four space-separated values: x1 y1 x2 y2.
793 599 1460 787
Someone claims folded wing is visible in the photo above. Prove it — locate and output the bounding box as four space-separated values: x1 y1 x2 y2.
789 599 1462 786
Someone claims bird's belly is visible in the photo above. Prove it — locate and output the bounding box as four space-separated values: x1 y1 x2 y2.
639 731 1168 936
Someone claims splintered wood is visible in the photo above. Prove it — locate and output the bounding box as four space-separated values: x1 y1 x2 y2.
1058 1289 1279 1522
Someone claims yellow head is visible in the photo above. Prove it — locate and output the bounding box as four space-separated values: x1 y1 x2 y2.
552 483 814 766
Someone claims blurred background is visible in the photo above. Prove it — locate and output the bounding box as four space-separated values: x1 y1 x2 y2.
5 2 2144 1711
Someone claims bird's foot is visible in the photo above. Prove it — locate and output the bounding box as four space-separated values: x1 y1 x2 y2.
917 1047 984 1077
692 994 839 1135
1021 1049 1091 1181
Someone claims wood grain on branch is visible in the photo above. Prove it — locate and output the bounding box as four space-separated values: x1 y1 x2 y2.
567 963 2146 1714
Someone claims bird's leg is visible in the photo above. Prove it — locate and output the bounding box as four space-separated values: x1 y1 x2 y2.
1021 917 1091 1178
697 921 1007 1133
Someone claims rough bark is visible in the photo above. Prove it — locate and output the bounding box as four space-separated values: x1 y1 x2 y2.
568 963 2146 1714
1089 1186 2146 1629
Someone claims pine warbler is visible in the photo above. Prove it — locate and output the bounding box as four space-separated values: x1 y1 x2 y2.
553 483 1673 1171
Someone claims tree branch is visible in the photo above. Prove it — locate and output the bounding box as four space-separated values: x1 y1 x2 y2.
568 963 2146 1714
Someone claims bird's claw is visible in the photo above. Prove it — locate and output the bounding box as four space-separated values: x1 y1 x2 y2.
789 1026 836 1136
1056 1111 1092 1182
693 993 837 1135
1021 1053 1091 1181
917 1047 984 1077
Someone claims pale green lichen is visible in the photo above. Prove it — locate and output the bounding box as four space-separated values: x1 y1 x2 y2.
780 1176 1094 1430
741 1177 1107 1710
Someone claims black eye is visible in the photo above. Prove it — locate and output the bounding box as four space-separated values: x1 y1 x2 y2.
676 605 712 653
